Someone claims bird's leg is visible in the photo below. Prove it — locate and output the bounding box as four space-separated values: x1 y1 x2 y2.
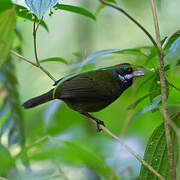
81 112 105 132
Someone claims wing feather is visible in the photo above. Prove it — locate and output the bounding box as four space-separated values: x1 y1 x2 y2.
59 75 112 101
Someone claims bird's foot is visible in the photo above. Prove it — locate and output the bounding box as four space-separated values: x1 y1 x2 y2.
81 112 106 132
96 119 105 132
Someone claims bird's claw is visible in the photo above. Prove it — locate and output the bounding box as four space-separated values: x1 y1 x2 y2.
96 120 105 132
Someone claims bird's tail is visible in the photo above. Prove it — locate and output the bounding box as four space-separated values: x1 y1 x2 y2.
23 90 54 109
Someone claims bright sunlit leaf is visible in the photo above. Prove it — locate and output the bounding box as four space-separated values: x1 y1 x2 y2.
25 0 58 18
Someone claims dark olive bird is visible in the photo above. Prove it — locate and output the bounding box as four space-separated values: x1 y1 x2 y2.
23 63 144 131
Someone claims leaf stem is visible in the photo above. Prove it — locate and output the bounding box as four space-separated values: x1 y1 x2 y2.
150 0 176 179
98 0 158 48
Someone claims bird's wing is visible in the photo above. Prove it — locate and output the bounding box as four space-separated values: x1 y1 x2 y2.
57 74 113 101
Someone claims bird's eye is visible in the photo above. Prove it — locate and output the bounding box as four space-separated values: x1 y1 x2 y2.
125 67 132 74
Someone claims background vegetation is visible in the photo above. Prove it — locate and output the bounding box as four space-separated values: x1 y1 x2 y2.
0 0 180 179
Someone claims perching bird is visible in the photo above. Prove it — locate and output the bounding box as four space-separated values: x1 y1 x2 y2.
23 63 144 131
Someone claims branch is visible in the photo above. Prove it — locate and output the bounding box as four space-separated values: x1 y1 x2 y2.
87 116 165 180
33 16 40 65
35 18 42 33
10 50 57 82
150 0 176 179
166 77 180 92
11 50 38 67
162 30 180 50
98 0 158 48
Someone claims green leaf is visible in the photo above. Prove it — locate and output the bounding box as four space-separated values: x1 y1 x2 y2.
137 74 156 93
95 4 105 16
166 36 180 67
162 33 180 51
132 95 161 120
0 0 13 14
105 0 117 3
139 115 180 180
149 74 161 103
25 0 58 18
72 51 83 57
55 4 96 21
63 141 119 180
149 74 169 106
81 49 147 66
128 89 160 110
81 65 96 71
39 57 68 64
0 58 25 147
0 143 15 174
16 5 49 32
28 138 119 179
0 8 16 67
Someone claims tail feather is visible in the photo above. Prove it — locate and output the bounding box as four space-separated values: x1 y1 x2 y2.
23 90 53 109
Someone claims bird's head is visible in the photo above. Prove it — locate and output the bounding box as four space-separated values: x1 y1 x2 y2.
114 63 145 89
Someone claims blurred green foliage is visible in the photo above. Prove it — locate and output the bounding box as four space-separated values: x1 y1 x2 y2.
0 0 180 179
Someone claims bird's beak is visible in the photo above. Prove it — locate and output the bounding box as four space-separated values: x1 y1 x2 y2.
132 70 145 77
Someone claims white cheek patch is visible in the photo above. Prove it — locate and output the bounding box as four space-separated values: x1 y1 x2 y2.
118 74 133 82
124 74 133 79
118 74 125 81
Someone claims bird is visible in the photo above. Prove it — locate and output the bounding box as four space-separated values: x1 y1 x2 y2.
23 63 144 131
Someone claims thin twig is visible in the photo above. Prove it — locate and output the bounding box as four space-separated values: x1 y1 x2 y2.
54 161 70 180
86 116 165 180
33 16 40 65
10 50 57 82
150 1 161 48
162 30 180 50
150 0 176 179
35 18 42 33
11 50 38 67
32 16 57 82
98 0 158 48
38 65 57 82
166 77 180 92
